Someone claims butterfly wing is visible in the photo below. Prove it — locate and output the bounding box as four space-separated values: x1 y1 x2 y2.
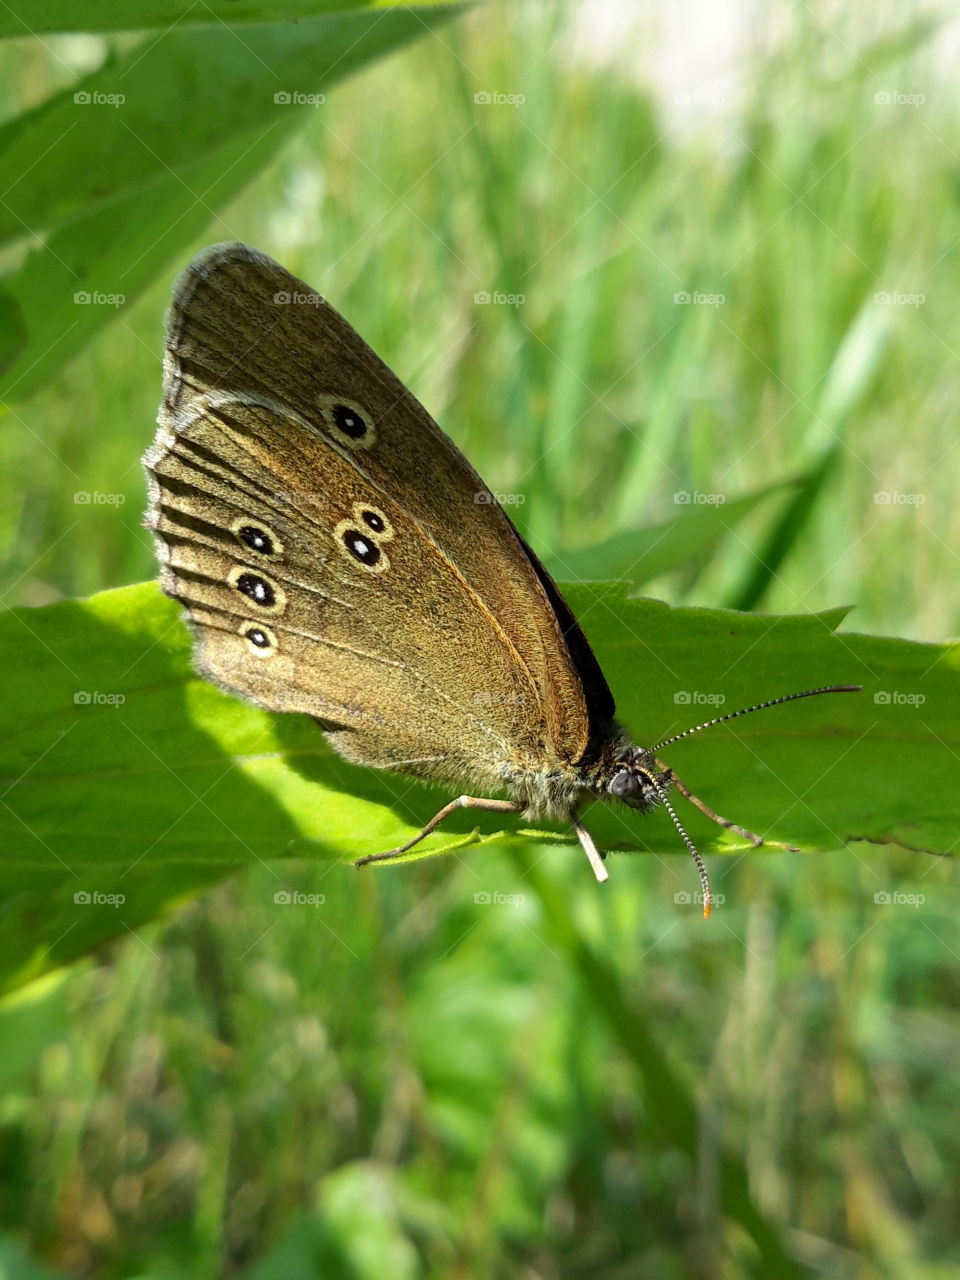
145 243 613 787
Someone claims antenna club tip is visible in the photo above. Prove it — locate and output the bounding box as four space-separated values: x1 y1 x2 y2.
703 899 713 920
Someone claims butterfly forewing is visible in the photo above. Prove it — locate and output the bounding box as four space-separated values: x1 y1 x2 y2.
146 244 609 783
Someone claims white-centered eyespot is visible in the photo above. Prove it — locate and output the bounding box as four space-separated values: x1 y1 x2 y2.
227 565 287 614
240 621 278 657
230 517 284 559
316 394 376 449
351 502 394 542
333 518 390 574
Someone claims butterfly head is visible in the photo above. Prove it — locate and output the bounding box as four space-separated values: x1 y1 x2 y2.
604 747 668 812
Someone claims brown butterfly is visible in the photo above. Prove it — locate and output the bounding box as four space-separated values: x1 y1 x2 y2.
144 244 859 915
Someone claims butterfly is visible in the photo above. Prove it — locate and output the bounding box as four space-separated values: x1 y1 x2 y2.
144 244 859 916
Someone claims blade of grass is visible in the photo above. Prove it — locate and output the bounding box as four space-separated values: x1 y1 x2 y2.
727 295 892 611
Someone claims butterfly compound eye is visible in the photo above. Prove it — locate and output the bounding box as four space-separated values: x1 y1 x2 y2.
607 769 640 800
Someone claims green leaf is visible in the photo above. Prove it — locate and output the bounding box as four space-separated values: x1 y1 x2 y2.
0 0 458 39
0 14 458 249
547 481 792 586
0 7 461 402
1 580 957 992
0 125 298 405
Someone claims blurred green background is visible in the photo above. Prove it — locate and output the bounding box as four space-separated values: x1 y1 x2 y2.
1 1 959 1276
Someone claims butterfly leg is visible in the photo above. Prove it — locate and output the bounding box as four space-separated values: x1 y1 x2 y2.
572 818 610 883
662 768 799 852
354 796 523 867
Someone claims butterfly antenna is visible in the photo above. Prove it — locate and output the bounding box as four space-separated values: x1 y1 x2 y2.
648 775 713 919
651 685 861 753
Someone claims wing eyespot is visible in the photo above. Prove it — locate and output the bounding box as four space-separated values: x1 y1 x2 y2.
240 622 278 657
352 503 394 541
230 517 284 558
333 519 390 574
316 394 375 449
227 565 287 614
